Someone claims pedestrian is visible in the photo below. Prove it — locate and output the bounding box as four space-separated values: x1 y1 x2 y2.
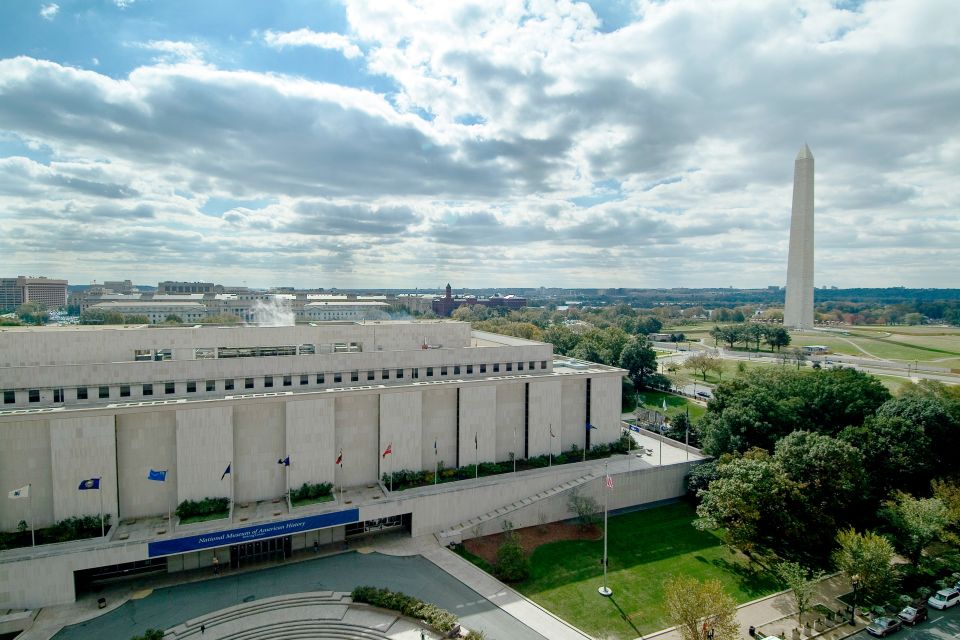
212 555 220 576
313 540 319 554
200 623 205 634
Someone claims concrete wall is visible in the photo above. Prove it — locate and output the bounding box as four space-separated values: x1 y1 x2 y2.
528 379 563 456
379 391 422 475
176 407 234 503
590 376 621 445
234 403 285 503
116 412 177 520
49 416 117 526
420 389 456 471
286 397 335 489
335 395 379 486
495 383 524 462
459 386 497 466
561 378 586 451
0 419 53 530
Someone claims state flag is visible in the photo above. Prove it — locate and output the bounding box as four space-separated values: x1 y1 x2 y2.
221 463 231 480
335 450 343 466
78 478 101 491
147 469 167 482
7 485 29 499
278 455 290 466
586 423 597 431
382 443 392 458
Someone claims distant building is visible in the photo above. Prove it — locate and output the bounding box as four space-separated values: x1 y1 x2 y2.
157 281 221 294
802 345 830 355
0 276 68 309
102 280 135 294
432 283 527 317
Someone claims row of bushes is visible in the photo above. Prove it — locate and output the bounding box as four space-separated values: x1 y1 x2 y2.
382 433 632 491
175 497 229 520
0 514 110 551
289 482 333 503
351 586 458 632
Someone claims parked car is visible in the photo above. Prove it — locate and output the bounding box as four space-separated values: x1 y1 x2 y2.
927 588 960 610
696 390 710 398
866 617 902 637
897 604 927 625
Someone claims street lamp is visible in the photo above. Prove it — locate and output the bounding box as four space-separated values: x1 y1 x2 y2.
849 575 860 626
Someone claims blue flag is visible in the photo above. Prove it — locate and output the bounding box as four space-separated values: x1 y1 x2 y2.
147 469 167 482
78 478 100 490
586 423 598 431
278 456 290 466
221 463 231 480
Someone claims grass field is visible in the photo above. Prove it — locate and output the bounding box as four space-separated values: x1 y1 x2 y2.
634 389 707 421
514 502 781 639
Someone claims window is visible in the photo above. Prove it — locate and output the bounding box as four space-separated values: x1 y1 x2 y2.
454 365 460 375
54 388 64 403
382 369 390 380
3 390 14 404
154 349 172 361
396 369 404 379
529 361 535 370
518 362 524 371
506 363 512 372
467 365 473 374
426 367 434 377
441 366 448 376
541 360 547 369
134 349 153 362
264 376 274 388
479 364 486 373
283 375 292 387
225 379 235 391
142 384 153 396
245 378 254 389
120 385 131 398
316 373 325 384
300 375 309 385
187 381 197 393
29 389 40 403
299 343 316 355
334 373 342 383
351 371 359 382
194 348 215 360
99 386 110 399
413 368 419 379
165 382 175 395
206 380 216 392
367 370 375 381
493 363 500 373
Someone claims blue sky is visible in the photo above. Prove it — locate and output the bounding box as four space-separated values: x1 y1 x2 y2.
0 0 957 289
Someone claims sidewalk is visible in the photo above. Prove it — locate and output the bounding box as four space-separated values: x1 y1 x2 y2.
642 574 866 640
370 534 593 640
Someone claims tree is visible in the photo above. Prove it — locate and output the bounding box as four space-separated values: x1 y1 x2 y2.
619 336 657 390
776 561 824 625
567 489 600 530
685 353 722 382
542 324 578 355
745 323 764 351
495 530 531 581
764 327 791 351
663 575 740 640
876 392 960 471
832 528 896 604
840 415 931 498
164 314 183 323
131 631 164 640
200 313 241 324
15 302 48 325
881 492 948 564
932 479 960 543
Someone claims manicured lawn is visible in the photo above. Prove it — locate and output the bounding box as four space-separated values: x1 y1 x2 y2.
179 511 229 525
634 390 706 422
515 502 781 639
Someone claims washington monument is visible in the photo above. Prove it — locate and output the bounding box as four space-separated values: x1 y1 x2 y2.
784 144 814 329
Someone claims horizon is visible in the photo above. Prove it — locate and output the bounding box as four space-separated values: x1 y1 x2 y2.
1 1 958 288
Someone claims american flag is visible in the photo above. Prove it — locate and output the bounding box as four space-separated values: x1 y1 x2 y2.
605 475 614 489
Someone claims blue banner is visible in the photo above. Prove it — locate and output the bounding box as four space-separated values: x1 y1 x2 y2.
147 508 360 558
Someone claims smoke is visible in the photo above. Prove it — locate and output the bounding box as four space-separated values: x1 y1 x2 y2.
249 297 295 327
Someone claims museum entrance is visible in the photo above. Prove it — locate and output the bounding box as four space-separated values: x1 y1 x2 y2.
229 535 291 568
344 513 410 538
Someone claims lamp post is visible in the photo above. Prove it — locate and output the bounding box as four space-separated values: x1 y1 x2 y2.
849 575 860 626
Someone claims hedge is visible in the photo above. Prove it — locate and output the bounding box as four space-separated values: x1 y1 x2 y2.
351 586 458 632
175 497 229 520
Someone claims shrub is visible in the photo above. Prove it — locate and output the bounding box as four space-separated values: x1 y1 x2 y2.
495 531 531 581
351 586 458 632
289 482 333 502
175 497 229 520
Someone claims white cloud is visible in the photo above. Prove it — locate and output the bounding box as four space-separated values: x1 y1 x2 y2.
114 0 135 8
39 3 59 20
263 29 363 59
136 40 204 64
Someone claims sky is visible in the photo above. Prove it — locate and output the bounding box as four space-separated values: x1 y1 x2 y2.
0 0 957 290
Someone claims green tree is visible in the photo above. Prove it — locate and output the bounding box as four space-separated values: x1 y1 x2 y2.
201 313 241 324
164 314 183 323
745 323 764 350
881 492 948 564
618 336 657 390
542 324 578 355
832 528 896 604
876 392 960 472
763 326 791 351
663 575 740 640
840 415 931 498
495 531 530 581
775 561 824 625
685 353 719 382
15 302 48 325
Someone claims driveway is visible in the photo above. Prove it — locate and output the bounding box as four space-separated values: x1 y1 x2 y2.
848 604 960 640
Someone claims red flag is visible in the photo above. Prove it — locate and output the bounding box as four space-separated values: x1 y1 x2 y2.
382 443 392 458
335 450 343 466
605 475 614 489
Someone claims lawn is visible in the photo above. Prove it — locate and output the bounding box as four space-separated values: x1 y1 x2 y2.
515 502 781 639
634 389 706 422
178 511 229 525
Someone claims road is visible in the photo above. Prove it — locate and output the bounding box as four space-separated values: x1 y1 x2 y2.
848 604 960 640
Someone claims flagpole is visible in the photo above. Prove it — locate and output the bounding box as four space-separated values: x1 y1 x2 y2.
434 441 439 485
549 424 553 467
685 406 690 462
583 424 587 463
99 478 105 537
513 426 517 474
474 433 478 480
390 445 394 493
29 483 35 547
599 462 612 597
